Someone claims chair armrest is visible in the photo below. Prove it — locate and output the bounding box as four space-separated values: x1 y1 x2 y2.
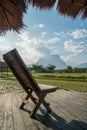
40 87 59 94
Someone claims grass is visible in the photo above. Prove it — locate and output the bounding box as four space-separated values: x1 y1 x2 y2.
33 73 87 81
36 79 87 92
0 72 87 92
33 73 87 92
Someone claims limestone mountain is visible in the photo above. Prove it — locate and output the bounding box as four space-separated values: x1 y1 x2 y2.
75 62 87 68
37 55 67 70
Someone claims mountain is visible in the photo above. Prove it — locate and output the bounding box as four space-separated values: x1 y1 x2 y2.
75 62 87 68
37 55 67 70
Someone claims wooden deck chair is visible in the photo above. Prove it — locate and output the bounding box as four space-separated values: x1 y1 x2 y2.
3 49 58 117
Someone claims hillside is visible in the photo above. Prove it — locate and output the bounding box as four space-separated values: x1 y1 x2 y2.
37 55 67 70
75 62 87 68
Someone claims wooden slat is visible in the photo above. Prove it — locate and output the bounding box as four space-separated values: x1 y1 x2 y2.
0 94 4 130
0 88 87 130
2 93 14 130
15 92 48 130
11 92 26 130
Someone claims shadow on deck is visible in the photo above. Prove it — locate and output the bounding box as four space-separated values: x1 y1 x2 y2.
0 85 87 130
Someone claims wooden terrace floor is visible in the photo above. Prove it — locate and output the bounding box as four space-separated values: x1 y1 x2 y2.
0 84 87 130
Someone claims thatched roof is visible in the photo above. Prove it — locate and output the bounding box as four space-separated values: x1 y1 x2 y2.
57 0 87 19
0 0 27 35
0 0 87 35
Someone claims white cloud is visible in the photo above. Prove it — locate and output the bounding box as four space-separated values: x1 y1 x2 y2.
36 46 50 56
0 44 11 52
64 40 85 53
11 32 60 64
61 54 77 65
0 36 14 60
54 31 64 36
0 32 60 64
48 37 60 44
34 24 44 28
41 32 47 38
70 29 87 39
0 36 14 51
0 36 6 43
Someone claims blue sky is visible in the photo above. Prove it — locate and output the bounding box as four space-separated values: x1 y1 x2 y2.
0 5 87 66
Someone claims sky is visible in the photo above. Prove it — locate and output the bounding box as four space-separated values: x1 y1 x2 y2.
0 5 87 66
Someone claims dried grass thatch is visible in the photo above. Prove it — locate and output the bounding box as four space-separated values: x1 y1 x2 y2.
57 0 87 19
28 0 56 9
0 0 87 35
0 0 27 35
27 0 87 19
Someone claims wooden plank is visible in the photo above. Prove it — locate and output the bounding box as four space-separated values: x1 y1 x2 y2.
14 91 87 130
0 86 87 130
57 90 87 104
2 93 14 130
45 90 87 117
0 94 4 130
44 90 87 129
17 93 72 130
54 94 87 121
56 92 87 108
11 92 26 130
15 92 48 130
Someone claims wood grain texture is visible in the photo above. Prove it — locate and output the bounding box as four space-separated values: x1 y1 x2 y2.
0 86 87 130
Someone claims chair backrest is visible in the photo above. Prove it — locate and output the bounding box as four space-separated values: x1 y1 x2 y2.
3 49 41 93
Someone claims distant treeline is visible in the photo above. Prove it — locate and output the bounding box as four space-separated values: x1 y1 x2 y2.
57 66 87 73
0 64 87 73
29 64 56 73
29 64 87 73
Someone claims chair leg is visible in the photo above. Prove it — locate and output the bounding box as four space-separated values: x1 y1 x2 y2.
20 90 33 109
30 94 51 114
42 100 51 112
30 94 46 117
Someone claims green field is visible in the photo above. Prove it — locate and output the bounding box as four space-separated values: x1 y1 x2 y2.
0 72 87 92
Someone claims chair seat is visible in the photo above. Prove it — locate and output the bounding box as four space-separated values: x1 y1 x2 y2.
40 87 58 93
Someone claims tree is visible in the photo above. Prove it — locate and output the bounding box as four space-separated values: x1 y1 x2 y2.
73 68 87 73
45 64 56 73
31 64 44 72
66 66 73 73
30 64 56 73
